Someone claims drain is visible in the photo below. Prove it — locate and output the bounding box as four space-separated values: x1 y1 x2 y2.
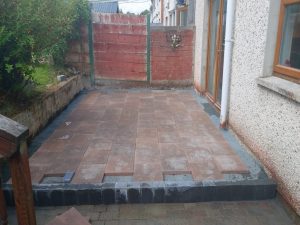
41 175 64 184
40 171 74 184
164 174 193 181
103 175 133 182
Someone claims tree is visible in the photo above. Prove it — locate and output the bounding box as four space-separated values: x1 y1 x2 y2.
140 9 150 16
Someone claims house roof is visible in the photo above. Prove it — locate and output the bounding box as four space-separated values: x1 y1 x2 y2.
90 1 119 13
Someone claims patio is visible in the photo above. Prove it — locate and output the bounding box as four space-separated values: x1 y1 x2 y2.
28 88 250 185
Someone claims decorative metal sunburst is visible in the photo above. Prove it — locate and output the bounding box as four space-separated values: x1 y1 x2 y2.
166 31 182 49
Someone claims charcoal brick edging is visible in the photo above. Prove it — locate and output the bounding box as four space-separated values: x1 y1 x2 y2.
3 179 277 207
141 183 154 203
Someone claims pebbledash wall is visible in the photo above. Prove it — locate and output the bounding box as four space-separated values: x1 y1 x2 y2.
193 0 300 215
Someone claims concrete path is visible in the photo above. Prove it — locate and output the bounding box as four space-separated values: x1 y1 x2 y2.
7 199 298 225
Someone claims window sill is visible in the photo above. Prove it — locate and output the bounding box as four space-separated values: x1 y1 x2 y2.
257 76 300 103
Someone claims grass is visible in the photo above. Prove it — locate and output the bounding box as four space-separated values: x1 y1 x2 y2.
0 64 58 117
32 64 57 88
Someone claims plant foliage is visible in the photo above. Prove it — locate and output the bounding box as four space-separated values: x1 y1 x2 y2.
0 0 89 99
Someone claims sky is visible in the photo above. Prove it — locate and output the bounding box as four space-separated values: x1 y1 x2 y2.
118 0 152 14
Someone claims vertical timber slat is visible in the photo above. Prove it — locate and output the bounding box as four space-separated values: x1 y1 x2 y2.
9 142 36 225
0 170 8 225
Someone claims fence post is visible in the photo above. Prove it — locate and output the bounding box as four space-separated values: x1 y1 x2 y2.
88 8 95 86
146 14 151 83
0 115 36 225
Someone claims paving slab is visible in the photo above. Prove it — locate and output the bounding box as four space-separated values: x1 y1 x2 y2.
134 163 163 181
72 163 105 184
46 207 91 225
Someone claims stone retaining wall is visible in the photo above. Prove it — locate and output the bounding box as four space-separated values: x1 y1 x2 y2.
13 76 84 138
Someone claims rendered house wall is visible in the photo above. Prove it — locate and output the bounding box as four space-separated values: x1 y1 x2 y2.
193 0 300 214
193 0 209 92
229 0 300 214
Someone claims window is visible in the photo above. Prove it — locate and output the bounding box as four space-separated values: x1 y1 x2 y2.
176 6 188 26
274 0 300 79
180 10 188 26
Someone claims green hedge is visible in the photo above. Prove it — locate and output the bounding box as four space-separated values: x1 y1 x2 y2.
0 0 89 99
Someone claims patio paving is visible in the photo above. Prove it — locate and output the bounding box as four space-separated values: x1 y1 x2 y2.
28 89 250 184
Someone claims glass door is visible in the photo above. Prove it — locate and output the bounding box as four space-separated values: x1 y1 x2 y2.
206 0 227 107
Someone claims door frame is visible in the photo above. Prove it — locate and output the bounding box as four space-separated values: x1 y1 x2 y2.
205 0 226 110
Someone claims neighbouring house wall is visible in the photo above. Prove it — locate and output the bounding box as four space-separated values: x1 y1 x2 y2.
229 0 300 215
151 0 162 23
92 13 147 81
163 0 177 26
151 26 194 85
187 0 196 25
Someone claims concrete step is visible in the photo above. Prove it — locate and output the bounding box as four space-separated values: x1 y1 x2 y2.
3 178 276 206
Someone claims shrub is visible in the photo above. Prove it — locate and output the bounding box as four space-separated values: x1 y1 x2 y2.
0 26 34 97
0 0 89 99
